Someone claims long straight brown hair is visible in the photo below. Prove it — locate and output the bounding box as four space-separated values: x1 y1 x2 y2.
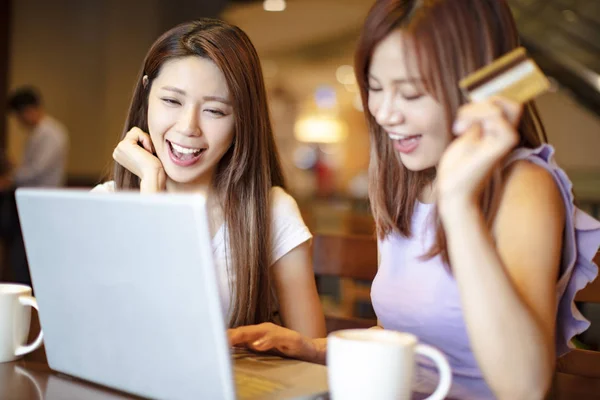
355 0 547 264
113 19 285 327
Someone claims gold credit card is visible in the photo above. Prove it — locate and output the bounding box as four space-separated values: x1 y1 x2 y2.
459 47 550 104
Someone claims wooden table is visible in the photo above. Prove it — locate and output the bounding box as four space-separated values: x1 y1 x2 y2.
4 315 595 399
1 358 141 399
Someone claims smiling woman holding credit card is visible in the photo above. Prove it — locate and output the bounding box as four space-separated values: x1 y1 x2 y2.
229 0 600 399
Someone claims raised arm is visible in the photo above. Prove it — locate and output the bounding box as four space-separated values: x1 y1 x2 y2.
438 98 563 399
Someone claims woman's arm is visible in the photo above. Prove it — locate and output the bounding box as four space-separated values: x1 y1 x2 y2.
272 240 327 338
440 161 563 399
437 98 564 399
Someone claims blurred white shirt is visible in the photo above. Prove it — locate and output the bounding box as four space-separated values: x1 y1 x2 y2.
14 115 69 187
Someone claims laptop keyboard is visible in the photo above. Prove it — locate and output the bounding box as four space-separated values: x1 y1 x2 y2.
235 371 287 399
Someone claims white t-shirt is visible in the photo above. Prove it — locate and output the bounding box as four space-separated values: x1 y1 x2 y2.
91 182 312 317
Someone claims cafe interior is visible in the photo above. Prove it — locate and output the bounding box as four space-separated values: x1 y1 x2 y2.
0 0 599 398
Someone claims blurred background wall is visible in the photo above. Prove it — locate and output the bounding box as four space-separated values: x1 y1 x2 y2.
1 0 599 219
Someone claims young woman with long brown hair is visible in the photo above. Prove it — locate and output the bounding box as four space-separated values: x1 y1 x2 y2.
93 19 326 338
229 1 600 398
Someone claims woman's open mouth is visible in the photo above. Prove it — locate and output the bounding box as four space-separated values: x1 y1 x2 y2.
166 140 206 167
388 133 422 154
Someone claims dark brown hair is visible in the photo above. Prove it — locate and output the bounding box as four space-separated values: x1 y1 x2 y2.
113 19 285 327
355 0 546 264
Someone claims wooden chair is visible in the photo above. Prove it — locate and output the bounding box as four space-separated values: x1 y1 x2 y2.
312 234 378 333
574 253 600 303
551 252 600 399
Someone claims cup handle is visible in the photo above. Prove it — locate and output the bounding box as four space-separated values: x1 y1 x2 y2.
15 295 44 357
415 344 452 400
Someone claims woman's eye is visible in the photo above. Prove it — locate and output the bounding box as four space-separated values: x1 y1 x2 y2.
161 98 181 106
205 109 225 116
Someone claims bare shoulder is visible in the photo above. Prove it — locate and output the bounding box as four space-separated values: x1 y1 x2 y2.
493 159 565 243
500 160 563 213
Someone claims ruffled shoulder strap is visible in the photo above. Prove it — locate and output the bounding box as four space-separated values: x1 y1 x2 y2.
505 144 600 356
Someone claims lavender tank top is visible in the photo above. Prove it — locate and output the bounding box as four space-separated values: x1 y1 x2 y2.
371 145 600 399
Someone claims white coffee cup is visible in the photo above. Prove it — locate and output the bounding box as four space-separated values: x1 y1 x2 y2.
327 329 451 400
0 284 44 363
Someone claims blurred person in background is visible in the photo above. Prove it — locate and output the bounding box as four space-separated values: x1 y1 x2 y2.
0 86 69 284
3 86 69 189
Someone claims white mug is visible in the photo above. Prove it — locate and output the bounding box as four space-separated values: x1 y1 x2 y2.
327 329 451 400
0 284 44 363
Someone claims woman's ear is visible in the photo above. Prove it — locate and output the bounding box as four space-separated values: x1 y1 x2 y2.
142 75 149 89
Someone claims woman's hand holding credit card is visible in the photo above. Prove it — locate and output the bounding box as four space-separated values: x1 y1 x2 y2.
437 47 551 203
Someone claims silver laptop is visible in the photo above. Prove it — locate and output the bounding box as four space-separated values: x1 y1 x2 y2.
16 188 329 400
